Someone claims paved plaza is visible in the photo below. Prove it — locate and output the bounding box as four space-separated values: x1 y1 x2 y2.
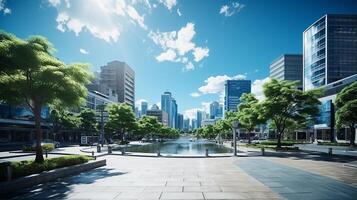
5 154 357 200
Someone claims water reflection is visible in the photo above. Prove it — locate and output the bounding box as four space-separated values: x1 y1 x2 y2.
125 137 232 155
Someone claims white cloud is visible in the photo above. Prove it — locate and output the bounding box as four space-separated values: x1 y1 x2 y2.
190 92 201 98
252 77 270 101
219 1 245 17
193 47 209 62
149 22 209 71
156 49 177 62
190 74 246 101
184 108 201 119
79 48 89 54
176 8 182 16
49 0 149 43
0 0 11 15
185 62 194 71
159 0 177 11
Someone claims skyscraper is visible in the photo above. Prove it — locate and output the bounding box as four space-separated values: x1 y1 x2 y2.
100 61 135 108
209 101 220 119
141 101 148 116
303 14 357 91
224 80 251 112
196 110 203 128
177 113 184 131
161 92 172 127
183 118 190 132
172 99 178 129
270 54 303 89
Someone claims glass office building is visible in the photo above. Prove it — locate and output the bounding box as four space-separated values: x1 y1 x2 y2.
303 14 357 91
224 80 251 112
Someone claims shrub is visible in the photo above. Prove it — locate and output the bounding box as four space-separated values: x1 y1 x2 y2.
22 143 55 152
119 140 130 145
0 155 93 181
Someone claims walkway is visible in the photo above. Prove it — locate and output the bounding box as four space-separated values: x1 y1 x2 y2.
6 155 357 200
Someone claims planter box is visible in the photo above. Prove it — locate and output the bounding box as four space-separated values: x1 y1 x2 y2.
0 159 106 194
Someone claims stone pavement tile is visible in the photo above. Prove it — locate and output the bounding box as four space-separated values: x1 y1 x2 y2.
160 192 204 199
69 191 121 200
144 186 183 192
203 192 247 200
105 186 145 192
114 191 162 199
183 186 222 192
239 191 281 199
133 181 167 186
220 186 270 192
166 181 201 187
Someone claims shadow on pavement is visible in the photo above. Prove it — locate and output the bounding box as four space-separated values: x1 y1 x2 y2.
5 167 126 199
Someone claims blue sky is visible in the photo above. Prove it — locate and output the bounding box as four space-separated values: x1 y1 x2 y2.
0 0 356 119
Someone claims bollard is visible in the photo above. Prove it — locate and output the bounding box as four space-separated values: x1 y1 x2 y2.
6 165 12 181
97 145 101 153
328 148 333 156
157 149 161 157
122 147 125 155
205 149 209 157
92 151 94 157
108 146 112 154
261 147 265 156
45 150 48 158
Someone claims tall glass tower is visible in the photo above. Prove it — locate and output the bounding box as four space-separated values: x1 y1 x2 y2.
224 80 251 112
303 14 357 91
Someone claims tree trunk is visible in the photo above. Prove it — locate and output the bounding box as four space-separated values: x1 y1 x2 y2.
350 124 356 146
277 133 282 149
248 132 251 144
34 104 44 163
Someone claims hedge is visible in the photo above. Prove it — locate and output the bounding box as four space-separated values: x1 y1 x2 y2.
22 143 55 152
0 155 93 182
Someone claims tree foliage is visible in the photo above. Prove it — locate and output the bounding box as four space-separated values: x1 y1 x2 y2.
335 81 357 146
261 79 321 148
0 31 93 162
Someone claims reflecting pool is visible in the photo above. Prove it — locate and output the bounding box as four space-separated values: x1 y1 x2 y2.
124 137 233 155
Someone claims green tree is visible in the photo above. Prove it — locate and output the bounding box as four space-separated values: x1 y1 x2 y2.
78 109 98 141
106 103 137 141
261 79 321 148
335 82 357 146
0 32 92 162
214 119 232 139
50 107 80 135
137 115 161 139
237 93 264 144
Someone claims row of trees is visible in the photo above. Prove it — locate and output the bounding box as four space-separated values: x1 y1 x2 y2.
196 79 357 147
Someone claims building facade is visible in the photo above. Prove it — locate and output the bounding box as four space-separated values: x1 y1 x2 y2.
303 14 357 91
196 111 203 128
270 54 303 89
224 80 251 112
161 92 179 129
303 14 357 142
177 114 184 131
146 110 169 126
100 61 135 108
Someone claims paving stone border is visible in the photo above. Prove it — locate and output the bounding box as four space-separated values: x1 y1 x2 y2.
0 159 106 194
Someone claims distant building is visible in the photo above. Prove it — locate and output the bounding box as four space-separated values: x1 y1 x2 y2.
202 118 219 126
183 118 190 132
151 104 160 111
141 101 148 116
210 101 223 119
177 113 184 130
147 109 169 126
224 80 251 112
161 92 179 129
100 61 135 108
270 54 303 89
196 111 203 128
191 119 197 130
135 107 141 118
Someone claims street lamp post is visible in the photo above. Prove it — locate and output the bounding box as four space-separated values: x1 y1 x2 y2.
231 120 239 156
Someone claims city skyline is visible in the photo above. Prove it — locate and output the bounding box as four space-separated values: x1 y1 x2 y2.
1 0 356 120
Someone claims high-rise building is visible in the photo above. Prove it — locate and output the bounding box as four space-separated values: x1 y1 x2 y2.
177 114 184 130
161 92 179 129
191 119 197 130
196 111 203 128
217 104 223 118
183 118 190 132
303 14 357 142
151 104 160 111
209 101 220 119
270 54 303 89
135 107 141 118
224 80 251 112
141 101 148 116
303 14 357 91
161 92 172 127
172 99 178 129
100 61 135 108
